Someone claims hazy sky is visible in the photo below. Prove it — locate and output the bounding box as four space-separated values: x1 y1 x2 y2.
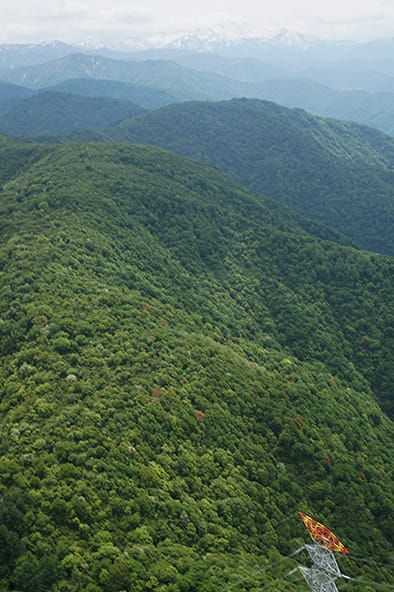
2 0 394 44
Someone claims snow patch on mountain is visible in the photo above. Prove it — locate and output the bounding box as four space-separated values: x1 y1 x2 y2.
76 38 107 51
270 29 320 49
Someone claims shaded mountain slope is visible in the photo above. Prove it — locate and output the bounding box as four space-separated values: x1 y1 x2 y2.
0 139 392 590
47 78 177 109
248 78 394 136
0 91 144 138
0 134 51 186
0 80 33 114
97 98 394 255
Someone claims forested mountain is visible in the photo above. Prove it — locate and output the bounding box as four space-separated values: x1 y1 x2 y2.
94 98 394 255
237 78 394 136
0 134 49 185
0 136 393 591
48 78 176 109
0 91 143 137
0 81 33 114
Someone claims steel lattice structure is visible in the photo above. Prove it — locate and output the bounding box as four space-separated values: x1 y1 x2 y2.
295 513 350 592
304 544 342 578
299 566 339 592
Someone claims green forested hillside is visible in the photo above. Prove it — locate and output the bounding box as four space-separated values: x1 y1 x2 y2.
0 138 393 591
97 98 394 255
0 134 50 186
0 91 144 138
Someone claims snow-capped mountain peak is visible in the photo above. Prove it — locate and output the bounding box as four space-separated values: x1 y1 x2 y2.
76 38 107 51
269 29 320 49
163 23 321 53
161 21 259 50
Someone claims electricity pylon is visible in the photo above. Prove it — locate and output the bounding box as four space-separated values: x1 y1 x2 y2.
288 544 349 592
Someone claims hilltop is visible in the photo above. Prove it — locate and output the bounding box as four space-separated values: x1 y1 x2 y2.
0 136 392 590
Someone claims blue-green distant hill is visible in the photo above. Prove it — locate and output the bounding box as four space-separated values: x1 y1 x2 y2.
0 52 240 100
0 91 143 137
0 80 33 114
48 78 176 109
245 78 394 136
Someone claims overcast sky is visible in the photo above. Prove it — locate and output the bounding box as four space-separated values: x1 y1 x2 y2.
2 0 394 45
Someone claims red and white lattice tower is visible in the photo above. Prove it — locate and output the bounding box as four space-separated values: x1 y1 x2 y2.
294 513 350 592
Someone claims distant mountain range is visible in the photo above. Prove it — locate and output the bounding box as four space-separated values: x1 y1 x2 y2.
2 29 394 58
244 78 394 136
3 35 394 140
2 33 394 90
0 40 77 68
1 31 394 66
0 53 240 100
2 51 394 139
163 27 323 54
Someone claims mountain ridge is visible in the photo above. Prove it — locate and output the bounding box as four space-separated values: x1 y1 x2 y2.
79 98 394 256
0 53 241 101
4 48 394 136
0 136 392 591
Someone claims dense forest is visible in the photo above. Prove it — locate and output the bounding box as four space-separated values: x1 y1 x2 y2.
0 136 393 591
89 98 394 256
